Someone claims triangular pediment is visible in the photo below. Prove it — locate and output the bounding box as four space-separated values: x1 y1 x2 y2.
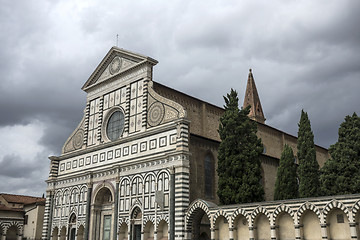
82 47 158 91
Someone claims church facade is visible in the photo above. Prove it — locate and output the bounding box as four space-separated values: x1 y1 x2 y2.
42 47 191 240
42 47 358 240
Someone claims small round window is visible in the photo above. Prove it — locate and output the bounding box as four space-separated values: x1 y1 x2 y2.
106 111 125 141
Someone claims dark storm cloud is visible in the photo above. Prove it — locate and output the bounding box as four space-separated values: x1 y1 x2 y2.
0 0 359 196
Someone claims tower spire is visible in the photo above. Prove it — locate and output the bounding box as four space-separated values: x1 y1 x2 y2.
243 69 266 123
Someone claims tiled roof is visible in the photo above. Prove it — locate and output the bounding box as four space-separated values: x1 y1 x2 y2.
0 204 23 212
0 193 45 205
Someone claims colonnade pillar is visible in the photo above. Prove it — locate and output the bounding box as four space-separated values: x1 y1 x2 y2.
249 226 255 240
210 227 215 240
294 224 301 240
270 225 276 240
320 223 328 240
229 227 234 240
349 222 358 240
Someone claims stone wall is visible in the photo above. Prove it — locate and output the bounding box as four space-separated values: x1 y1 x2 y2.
185 194 360 240
154 82 330 202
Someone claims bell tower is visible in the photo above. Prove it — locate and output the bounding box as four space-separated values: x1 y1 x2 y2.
243 69 266 124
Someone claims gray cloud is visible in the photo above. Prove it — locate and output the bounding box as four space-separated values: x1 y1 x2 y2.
0 151 49 196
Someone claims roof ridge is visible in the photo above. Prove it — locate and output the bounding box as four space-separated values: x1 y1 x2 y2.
0 193 44 199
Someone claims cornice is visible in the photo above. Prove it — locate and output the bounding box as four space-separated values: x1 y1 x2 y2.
55 120 182 161
52 152 189 187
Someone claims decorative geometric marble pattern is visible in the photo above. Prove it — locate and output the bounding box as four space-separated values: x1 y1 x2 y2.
128 80 144 134
159 136 167 147
147 102 165 127
58 129 177 174
107 150 113 160
109 56 122 75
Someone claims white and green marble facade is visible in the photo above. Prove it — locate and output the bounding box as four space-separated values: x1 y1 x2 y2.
42 47 189 240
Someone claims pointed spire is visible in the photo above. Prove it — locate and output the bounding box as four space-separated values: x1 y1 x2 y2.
243 69 266 123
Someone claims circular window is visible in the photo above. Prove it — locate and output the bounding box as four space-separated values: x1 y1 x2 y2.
106 111 125 141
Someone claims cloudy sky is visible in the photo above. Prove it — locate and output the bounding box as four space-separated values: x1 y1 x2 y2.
0 0 359 197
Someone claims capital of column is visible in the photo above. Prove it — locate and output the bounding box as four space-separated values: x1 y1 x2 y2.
349 222 356 227
169 166 175 175
87 182 93 189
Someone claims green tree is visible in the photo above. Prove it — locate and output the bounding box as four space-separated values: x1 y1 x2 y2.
217 89 264 204
274 144 299 200
321 113 360 195
297 110 320 198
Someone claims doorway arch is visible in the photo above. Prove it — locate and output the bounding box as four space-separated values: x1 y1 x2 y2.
68 213 77 240
92 186 114 240
130 206 142 240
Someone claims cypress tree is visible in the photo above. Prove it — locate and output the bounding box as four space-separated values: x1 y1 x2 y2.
297 110 320 198
321 113 360 195
217 89 264 204
274 144 299 200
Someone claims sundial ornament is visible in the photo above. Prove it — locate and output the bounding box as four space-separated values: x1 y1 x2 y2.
109 56 122 75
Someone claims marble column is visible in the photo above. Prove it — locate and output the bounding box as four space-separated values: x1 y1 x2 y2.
113 179 120 240
84 181 93 240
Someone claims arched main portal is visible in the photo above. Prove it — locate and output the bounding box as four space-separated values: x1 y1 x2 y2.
130 206 142 240
92 187 114 240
